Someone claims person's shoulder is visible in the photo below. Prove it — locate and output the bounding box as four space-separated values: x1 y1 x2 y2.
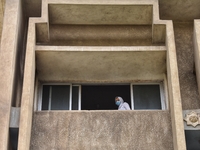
123 102 130 107
123 102 131 110
123 102 129 105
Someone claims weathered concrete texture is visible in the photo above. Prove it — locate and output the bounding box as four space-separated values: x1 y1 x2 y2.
159 0 200 21
36 49 166 82
37 25 165 46
24 0 41 17
165 21 186 150
173 22 200 110
49 5 152 25
23 0 200 21
31 111 173 150
42 25 158 46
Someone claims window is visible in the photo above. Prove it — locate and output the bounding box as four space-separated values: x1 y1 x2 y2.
185 130 200 150
38 82 166 111
39 84 81 110
130 83 166 110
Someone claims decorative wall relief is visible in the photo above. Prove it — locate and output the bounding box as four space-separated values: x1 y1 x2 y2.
184 111 200 127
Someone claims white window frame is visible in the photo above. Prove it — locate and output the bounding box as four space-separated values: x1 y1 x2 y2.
72 85 81 110
38 82 167 111
130 82 166 110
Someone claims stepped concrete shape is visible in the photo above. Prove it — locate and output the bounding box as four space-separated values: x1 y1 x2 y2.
15 0 187 150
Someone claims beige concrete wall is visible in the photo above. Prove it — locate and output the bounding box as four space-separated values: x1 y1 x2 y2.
38 25 159 46
35 47 166 82
0 0 25 149
31 111 173 150
159 0 200 21
174 22 200 110
23 0 200 21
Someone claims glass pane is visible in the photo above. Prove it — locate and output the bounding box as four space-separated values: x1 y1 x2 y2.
72 86 79 110
42 85 50 110
51 85 70 110
185 130 200 150
133 85 161 109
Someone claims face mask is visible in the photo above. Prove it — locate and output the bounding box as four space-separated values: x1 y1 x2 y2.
116 101 121 106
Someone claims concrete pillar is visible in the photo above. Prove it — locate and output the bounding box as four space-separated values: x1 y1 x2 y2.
194 20 200 100
0 0 23 149
17 18 36 150
166 21 187 150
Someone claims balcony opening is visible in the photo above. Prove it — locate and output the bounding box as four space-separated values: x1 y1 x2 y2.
81 85 131 110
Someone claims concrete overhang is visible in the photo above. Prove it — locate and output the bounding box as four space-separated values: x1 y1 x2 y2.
36 46 166 82
24 0 200 21
48 4 152 25
35 2 166 45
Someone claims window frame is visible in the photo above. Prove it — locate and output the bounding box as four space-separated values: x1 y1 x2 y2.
130 82 166 110
38 83 72 111
38 82 167 111
72 85 81 110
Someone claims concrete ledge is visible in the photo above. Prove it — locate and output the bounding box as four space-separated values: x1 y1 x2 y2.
36 45 166 51
31 110 173 150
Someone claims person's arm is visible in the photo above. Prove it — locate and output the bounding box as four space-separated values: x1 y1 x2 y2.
124 102 131 110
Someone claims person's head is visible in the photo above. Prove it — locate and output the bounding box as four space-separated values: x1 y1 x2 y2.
115 96 124 106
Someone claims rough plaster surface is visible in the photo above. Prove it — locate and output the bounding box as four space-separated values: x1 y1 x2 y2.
37 24 165 46
31 111 173 150
165 21 187 150
36 50 166 82
23 0 200 21
173 22 200 110
45 25 155 46
159 0 200 21
49 5 152 25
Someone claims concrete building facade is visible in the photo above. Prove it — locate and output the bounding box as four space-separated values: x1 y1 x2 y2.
0 0 200 149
